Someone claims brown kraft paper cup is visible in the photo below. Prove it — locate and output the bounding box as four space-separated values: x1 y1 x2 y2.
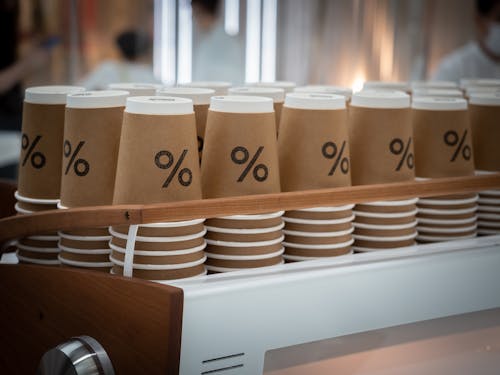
15 201 57 212
285 246 351 258
284 233 352 245
354 227 417 237
110 236 204 251
205 256 283 269
355 215 416 225
112 264 205 280
274 102 283 133
284 221 353 233
201 110 280 198
412 109 474 178
59 251 111 263
205 230 283 242
418 230 477 238
59 237 110 250
62 227 111 237
113 109 201 204
285 209 353 220
417 202 477 210
279 107 351 191
18 238 59 248
111 250 204 265
18 104 66 196
417 212 477 220
17 249 59 260
354 239 415 249
205 242 282 256
355 204 417 213
111 222 204 237
60 106 125 207
469 103 500 171
206 216 283 229
349 107 414 185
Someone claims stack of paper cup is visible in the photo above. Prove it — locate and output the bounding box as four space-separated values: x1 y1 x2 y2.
201 96 283 272
278 93 354 261
228 86 285 134
349 90 417 251
58 90 128 271
412 88 463 99
108 82 163 96
179 81 231 95
469 92 500 236
15 85 84 265
110 96 206 281
412 97 477 243
156 87 215 161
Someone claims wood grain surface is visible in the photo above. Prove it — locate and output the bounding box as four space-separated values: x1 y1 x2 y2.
0 264 183 374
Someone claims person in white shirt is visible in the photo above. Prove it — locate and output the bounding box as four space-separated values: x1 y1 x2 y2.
80 30 159 89
433 0 500 81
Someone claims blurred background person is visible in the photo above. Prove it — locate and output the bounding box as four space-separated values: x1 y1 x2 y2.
79 29 158 89
191 0 244 84
433 0 500 81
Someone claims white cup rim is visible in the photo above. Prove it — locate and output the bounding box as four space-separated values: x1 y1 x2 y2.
57 242 111 254
138 218 205 228
109 227 207 242
16 243 60 253
353 221 418 230
109 254 206 270
417 206 478 215
16 252 60 264
357 198 419 206
58 231 111 241
109 241 206 256
58 255 112 267
219 211 284 220
205 260 284 273
418 195 479 206
282 238 354 250
417 215 477 225
283 226 354 237
14 191 59 204
205 235 284 248
14 203 34 215
478 206 500 213
283 214 355 225
416 224 477 234
283 251 353 261
477 213 500 220
416 233 477 241
477 220 500 228
205 222 284 234
297 204 354 212
205 247 284 260
478 198 500 205
352 232 417 242
353 209 418 218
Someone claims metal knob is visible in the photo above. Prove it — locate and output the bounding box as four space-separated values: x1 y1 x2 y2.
37 336 115 375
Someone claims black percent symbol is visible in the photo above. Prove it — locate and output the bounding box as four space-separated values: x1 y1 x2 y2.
444 130 471 162
63 140 90 176
231 146 269 182
322 141 349 175
389 137 414 171
21 134 46 169
154 149 192 188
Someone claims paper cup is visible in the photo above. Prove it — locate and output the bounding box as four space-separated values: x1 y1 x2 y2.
283 226 353 237
111 249 205 265
112 264 206 280
284 233 352 245
111 221 205 237
17 252 60 265
16 248 59 260
282 238 354 250
204 242 283 256
112 96 202 205
353 239 416 249
63 227 113 237
354 227 417 237
247 81 296 93
418 195 478 206
349 90 414 185
14 191 59 205
205 261 283 273
417 224 477 234
109 236 205 251
354 209 418 218
416 233 477 242
285 209 353 220
284 220 353 233
412 97 474 178
109 254 206 270
59 256 112 268
478 197 500 205
205 255 283 269
477 212 500 220
18 86 85 200
354 215 417 225
201 96 280 198
205 222 284 234
205 247 284 261
478 228 500 235
353 232 417 242
417 206 478 215
179 81 231 96
109 242 206 257
206 215 283 229
355 204 417 214
284 247 353 259
353 221 417 230
283 214 355 225
418 202 478 210
109 227 206 243
59 251 111 263
205 235 284 248
60 90 128 207
353 244 415 252
17 237 59 248
205 229 283 243
108 82 162 96
278 93 350 191
59 237 110 250
417 215 477 226
477 220 500 228
16 242 59 254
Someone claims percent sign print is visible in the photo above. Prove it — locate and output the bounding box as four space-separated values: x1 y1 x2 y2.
444 130 471 162
154 149 193 188
63 140 90 177
322 141 349 175
389 137 414 171
231 146 269 182
21 134 46 169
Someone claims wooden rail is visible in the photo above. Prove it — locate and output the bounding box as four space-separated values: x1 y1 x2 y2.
1 174 499 245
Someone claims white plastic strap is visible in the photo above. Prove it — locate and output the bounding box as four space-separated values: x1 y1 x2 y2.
124 225 138 277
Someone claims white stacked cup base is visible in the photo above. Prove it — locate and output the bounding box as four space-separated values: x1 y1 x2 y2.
109 220 207 282
204 212 285 273
476 171 500 236
353 198 418 252
14 192 60 265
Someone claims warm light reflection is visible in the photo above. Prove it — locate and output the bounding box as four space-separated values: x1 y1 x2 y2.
352 74 365 93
